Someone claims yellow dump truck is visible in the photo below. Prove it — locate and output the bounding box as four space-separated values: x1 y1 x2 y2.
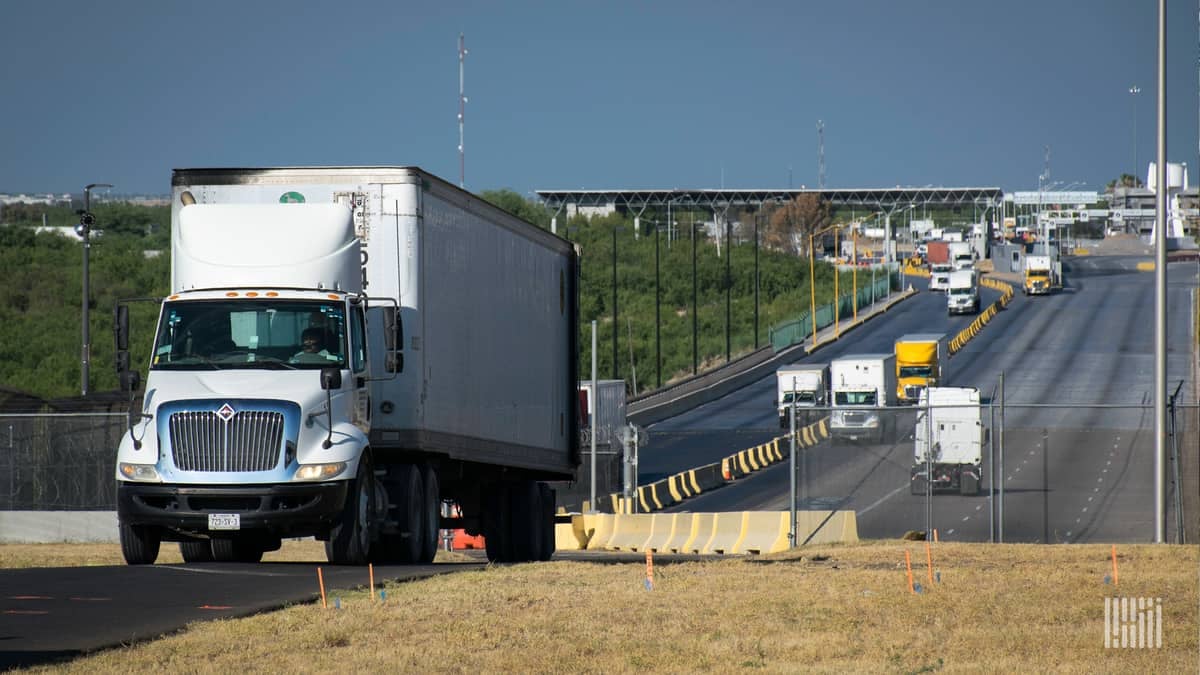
894 333 946 404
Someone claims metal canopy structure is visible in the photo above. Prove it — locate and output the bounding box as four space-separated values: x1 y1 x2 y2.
535 186 1005 219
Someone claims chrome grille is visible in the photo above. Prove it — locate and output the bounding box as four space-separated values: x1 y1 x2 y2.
169 410 284 472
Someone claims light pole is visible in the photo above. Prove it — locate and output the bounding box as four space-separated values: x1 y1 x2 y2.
78 182 112 397
808 222 844 348
1129 85 1141 185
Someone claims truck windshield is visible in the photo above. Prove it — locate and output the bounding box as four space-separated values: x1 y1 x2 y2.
835 391 877 406
782 391 816 405
898 366 932 378
949 288 972 296
151 300 346 370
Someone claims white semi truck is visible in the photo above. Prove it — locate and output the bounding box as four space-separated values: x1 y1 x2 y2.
775 363 829 427
947 241 973 271
946 270 979 315
829 354 896 443
910 387 985 496
113 167 579 566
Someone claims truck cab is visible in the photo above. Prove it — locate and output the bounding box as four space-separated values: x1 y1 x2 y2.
946 270 980 315
894 333 946 404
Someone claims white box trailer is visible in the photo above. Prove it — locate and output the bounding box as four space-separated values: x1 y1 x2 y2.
829 354 896 443
776 363 829 427
911 387 985 496
114 167 578 566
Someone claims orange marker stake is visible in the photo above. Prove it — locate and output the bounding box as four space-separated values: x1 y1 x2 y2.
1111 544 1119 587
369 563 375 601
925 540 934 587
933 529 939 543
905 550 915 594
645 549 654 591
318 567 328 609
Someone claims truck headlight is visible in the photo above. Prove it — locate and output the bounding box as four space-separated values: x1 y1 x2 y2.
118 462 161 482
295 462 347 481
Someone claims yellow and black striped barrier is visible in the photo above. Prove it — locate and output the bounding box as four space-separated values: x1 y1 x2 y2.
949 277 1014 355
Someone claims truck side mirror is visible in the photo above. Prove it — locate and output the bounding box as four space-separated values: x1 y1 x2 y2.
320 367 342 390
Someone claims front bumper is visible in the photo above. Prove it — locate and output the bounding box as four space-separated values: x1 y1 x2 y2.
117 481 349 538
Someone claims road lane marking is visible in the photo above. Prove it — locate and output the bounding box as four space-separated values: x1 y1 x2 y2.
857 483 909 516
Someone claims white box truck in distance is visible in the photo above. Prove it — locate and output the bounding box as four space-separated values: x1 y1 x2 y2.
113 167 579 566
946 270 979 315
776 364 829 427
911 387 985 496
829 354 896 443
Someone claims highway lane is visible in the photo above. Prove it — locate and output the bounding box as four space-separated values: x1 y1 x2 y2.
651 256 1198 544
0 560 485 670
640 284 999 484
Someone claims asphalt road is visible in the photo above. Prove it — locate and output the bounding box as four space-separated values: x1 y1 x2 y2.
649 255 1198 544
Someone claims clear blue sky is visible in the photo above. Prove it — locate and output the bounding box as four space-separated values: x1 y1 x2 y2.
2 1 1197 197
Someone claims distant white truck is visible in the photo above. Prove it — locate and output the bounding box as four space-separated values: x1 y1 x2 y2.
948 241 973 270
946 270 980 315
929 263 953 292
776 364 829 428
830 354 897 443
911 387 985 496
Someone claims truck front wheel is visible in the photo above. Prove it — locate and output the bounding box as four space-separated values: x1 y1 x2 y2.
120 522 161 565
326 455 375 565
180 539 214 563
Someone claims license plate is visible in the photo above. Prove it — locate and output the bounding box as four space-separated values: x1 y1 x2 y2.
208 513 241 531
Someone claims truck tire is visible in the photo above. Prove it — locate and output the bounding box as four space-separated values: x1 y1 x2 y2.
537 482 556 561
483 483 513 563
326 454 375 565
508 481 541 563
419 464 440 564
120 522 160 565
373 463 423 564
960 473 979 496
910 476 925 496
179 540 213 563
212 537 263 563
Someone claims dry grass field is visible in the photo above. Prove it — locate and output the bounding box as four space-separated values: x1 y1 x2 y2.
8 541 1198 673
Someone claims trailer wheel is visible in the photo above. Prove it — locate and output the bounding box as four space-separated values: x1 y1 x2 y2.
373 463 423 564
910 476 925 496
537 482 556 561
179 540 213 563
960 473 979 496
483 483 513 563
418 464 440 564
212 537 263 563
508 481 541 563
326 455 375 565
119 522 160 565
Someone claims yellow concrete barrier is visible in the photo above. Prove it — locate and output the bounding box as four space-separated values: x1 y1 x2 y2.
605 513 655 551
702 512 748 554
642 513 684 552
681 513 718 554
555 521 586 550
795 510 860 545
582 513 617 550
733 511 792 554
1136 261 1155 271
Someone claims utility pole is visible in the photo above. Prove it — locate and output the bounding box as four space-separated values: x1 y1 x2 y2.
458 33 467 189
78 182 112 397
817 120 825 189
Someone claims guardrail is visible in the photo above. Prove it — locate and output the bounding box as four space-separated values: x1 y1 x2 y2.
948 277 1014 355
555 509 859 553
575 419 830 515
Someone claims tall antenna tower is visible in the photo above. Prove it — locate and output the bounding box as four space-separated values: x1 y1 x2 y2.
817 120 825 189
458 33 467 189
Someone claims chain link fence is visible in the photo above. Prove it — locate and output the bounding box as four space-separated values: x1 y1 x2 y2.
0 413 126 510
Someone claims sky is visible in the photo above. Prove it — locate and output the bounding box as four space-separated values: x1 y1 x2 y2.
2 1 1198 197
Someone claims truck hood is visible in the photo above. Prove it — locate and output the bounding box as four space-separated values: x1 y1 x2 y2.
142 369 347 418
